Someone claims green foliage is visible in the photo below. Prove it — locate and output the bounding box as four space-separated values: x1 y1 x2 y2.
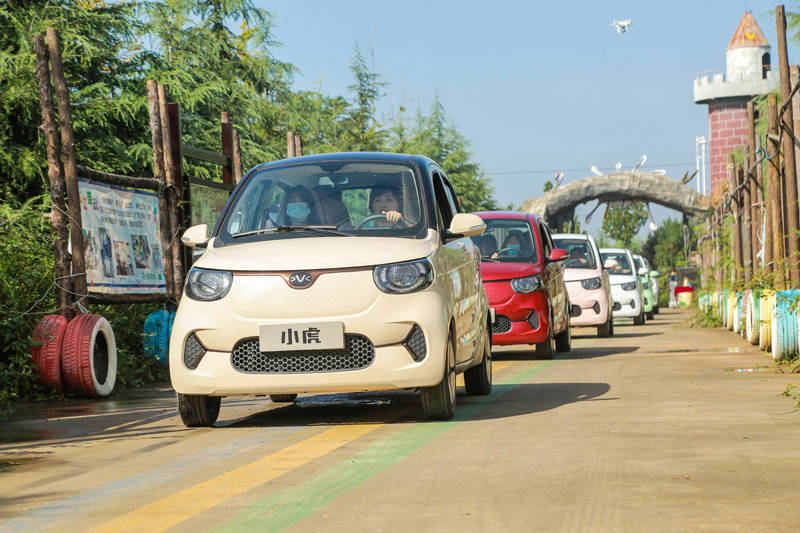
601 202 647 248
687 304 722 328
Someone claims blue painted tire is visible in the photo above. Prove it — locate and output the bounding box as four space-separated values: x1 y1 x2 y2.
143 310 174 365
771 290 800 361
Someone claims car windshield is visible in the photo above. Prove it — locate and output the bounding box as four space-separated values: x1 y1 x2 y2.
601 252 632 275
552 238 596 269
470 218 538 263
217 161 425 242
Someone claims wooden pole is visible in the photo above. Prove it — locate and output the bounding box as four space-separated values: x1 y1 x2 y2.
730 156 742 284
768 94 785 286
776 5 800 283
168 102 187 297
33 35 72 316
158 86 183 300
294 133 303 157
232 129 243 184
757 135 768 273
747 102 760 272
46 28 86 302
221 112 233 185
791 65 800 203
287 131 295 158
741 161 752 283
145 80 175 300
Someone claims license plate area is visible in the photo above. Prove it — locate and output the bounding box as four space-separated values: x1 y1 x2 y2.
259 322 344 352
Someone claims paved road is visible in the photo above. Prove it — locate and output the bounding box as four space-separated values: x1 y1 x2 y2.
1 309 799 532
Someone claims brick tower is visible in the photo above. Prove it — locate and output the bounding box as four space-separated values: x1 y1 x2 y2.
694 12 778 195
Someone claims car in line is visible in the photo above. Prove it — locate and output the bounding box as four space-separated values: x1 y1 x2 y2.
171 152 493 425
599 247 645 325
633 254 655 320
470 211 571 359
552 233 614 337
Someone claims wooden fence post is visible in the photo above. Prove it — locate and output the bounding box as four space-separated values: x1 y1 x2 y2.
730 155 742 283
221 112 233 185
741 162 752 282
145 80 176 300
294 133 303 157
33 34 72 316
776 5 800 283
232 130 243 184
287 131 295 158
46 28 86 302
768 94 785 286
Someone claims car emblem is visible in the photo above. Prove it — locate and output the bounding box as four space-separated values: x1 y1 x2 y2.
288 272 313 288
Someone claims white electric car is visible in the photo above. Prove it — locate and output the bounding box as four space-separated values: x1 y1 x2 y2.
599 248 645 325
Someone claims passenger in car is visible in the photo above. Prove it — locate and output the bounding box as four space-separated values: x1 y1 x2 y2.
478 234 498 257
569 247 588 266
494 231 526 258
368 186 404 226
284 186 319 225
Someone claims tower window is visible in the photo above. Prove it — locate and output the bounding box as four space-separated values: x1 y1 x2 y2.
762 53 771 79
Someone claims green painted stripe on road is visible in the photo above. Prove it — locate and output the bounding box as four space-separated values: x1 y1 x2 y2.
213 361 554 533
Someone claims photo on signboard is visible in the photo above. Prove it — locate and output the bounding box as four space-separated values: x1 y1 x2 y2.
83 228 99 274
151 243 162 270
114 240 134 276
99 227 114 278
131 234 150 269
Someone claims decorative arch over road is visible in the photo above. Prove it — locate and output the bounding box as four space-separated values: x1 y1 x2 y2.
520 171 706 228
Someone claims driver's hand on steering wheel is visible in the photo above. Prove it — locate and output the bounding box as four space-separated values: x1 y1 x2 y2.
382 210 402 223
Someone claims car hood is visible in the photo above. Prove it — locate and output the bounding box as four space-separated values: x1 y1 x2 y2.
195 229 439 271
479 261 540 281
563 268 602 282
608 274 637 284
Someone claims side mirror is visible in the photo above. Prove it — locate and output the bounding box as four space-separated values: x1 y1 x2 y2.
638 267 648 276
650 270 660 277
549 248 569 262
603 258 618 269
447 213 486 238
182 224 209 248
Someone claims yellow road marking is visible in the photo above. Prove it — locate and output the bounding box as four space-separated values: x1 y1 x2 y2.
85 423 382 533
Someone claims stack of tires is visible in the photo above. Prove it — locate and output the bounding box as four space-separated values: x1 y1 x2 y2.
732 292 743 335
30 313 117 397
745 291 761 345
726 292 736 331
759 290 774 352
770 289 800 361
143 310 174 365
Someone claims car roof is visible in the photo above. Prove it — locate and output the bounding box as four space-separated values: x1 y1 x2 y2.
473 211 542 225
551 233 588 240
252 152 430 171
599 248 629 254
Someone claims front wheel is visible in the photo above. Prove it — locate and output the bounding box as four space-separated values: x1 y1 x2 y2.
646 310 654 320
177 393 221 427
422 336 456 420
555 316 571 352
597 314 612 338
464 331 492 395
633 309 645 325
653 304 660 315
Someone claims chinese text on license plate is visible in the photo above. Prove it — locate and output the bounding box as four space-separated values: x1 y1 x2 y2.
259 322 344 352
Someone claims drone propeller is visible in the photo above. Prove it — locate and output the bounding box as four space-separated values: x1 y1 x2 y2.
632 154 647 171
590 165 603 176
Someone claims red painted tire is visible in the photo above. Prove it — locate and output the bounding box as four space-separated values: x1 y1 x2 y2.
30 314 68 391
61 314 117 397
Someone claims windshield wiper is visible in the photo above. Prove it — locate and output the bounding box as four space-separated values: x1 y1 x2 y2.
232 225 352 238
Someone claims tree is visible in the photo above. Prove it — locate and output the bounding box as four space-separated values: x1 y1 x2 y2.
641 218 694 273
601 202 648 248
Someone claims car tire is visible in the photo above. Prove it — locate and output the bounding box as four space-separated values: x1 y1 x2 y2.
633 310 645 325
646 310 654 320
597 315 612 338
653 304 660 315
30 314 68 392
464 330 492 396
177 393 221 427
61 314 117 397
270 394 298 403
555 315 571 352
422 335 456 420
535 312 555 359
609 316 615 336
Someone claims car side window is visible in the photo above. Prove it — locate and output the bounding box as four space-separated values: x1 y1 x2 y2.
539 223 552 259
432 171 455 229
441 176 460 214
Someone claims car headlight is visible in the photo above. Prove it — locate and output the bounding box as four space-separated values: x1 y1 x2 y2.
511 275 542 294
373 258 434 294
621 281 637 291
185 268 233 301
581 277 602 290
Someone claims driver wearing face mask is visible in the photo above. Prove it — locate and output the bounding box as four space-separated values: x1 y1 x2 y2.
284 186 317 225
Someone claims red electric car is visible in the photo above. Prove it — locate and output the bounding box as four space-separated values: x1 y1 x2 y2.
471 212 571 358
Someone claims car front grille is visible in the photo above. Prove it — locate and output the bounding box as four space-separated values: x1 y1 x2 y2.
493 315 512 334
231 334 375 373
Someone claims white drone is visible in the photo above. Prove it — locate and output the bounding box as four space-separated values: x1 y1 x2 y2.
611 19 633 33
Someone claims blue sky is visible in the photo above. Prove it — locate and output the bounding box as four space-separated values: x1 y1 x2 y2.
255 0 798 237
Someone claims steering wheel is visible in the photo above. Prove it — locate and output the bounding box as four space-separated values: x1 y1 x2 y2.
496 247 521 258
355 214 408 229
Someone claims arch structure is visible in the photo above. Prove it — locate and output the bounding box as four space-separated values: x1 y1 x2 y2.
520 171 705 229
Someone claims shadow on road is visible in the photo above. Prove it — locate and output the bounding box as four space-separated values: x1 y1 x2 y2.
467 382 613 420
563 346 640 359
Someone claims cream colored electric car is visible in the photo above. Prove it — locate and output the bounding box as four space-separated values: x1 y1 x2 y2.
171 152 492 426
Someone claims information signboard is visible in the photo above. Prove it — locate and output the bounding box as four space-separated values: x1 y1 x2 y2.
78 178 166 294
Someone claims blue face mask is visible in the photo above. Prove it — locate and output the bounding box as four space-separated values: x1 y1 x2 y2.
507 244 521 255
286 202 310 222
